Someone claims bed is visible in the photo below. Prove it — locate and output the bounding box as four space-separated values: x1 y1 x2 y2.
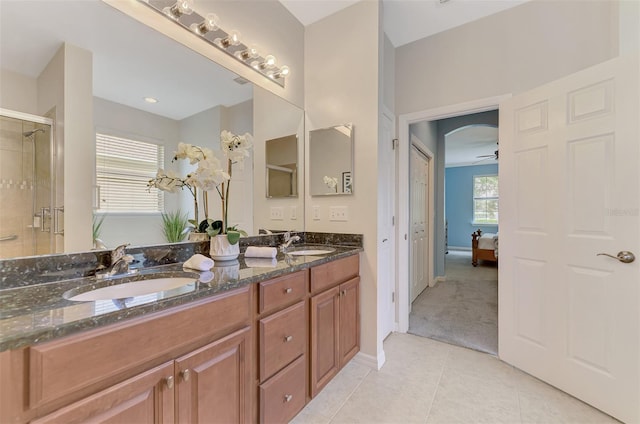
471 230 498 267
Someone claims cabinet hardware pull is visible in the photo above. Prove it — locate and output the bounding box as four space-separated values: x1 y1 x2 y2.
181 369 191 382
284 394 293 403
284 335 293 342
165 376 174 389
284 287 292 294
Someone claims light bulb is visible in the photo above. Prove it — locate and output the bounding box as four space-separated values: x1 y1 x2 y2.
191 12 219 34
203 13 219 31
279 66 290 77
236 44 259 61
264 55 276 68
163 0 194 19
228 30 241 46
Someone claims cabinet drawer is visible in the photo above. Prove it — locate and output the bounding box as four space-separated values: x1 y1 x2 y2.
259 301 306 381
259 270 307 314
260 355 306 424
29 286 250 408
310 254 359 294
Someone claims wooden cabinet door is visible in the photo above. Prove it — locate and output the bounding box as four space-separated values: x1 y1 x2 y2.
175 326 251 424
310 286 340 398
339 277 360 367
31 361 175 424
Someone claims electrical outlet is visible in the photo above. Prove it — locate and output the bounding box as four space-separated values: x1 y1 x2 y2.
270 207 284 220
290 206 297 220
312 205 320 220
329 206 349 221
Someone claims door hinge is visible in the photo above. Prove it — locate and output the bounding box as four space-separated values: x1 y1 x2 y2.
392 216 395 226
392 138 398 150
392 291 395 303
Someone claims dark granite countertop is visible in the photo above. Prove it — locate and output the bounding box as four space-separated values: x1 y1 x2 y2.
0 244 362 352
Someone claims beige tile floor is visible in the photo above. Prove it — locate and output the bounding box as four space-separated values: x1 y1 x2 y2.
291 333 619 424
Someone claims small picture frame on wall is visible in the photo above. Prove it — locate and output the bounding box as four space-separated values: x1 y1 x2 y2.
342 171 352 193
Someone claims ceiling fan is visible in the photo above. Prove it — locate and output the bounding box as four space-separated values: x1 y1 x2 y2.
475 142 499 163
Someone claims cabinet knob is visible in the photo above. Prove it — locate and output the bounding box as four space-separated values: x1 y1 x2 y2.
284 335 293 342
165 375 174 389
181 369 191 382
284 287 293 294
284 394 293 403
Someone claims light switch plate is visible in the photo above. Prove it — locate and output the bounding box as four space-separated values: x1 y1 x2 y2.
312 205 320 220
329 206 349 221
290 206 297 220
270 207 284 220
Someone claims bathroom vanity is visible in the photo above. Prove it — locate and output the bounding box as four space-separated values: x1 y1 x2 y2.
0 239 361 423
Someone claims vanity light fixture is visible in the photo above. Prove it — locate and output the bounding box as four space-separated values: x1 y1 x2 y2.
144 97 159 103
140 0 290 88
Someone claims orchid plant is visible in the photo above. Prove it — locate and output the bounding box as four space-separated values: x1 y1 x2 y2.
323 175 338 193
147 130 253 244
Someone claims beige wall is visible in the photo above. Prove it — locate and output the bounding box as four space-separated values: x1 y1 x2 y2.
0 69 37 114
395 0 619 115
305 1 381 361
253 86 304 234
105 0 304 109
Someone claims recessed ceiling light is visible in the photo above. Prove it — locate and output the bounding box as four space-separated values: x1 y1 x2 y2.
144 97 158 104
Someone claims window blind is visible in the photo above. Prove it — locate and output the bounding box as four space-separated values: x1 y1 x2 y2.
96 133 164 213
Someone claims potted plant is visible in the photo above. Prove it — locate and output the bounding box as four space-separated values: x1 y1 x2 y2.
160 209 189 243
147 130 252 260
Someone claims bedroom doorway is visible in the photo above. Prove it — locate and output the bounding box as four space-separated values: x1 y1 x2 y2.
407 103 498 355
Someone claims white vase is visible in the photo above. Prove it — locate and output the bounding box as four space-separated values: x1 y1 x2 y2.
209 234 240 261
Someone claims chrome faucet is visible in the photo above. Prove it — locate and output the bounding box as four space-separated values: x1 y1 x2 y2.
96 243 136 279
280 232 301 253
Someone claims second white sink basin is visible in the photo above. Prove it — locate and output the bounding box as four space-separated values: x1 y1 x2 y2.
287 249 335 256
67 277 197 301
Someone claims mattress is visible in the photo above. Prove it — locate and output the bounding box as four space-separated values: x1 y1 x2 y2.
478 233 497 250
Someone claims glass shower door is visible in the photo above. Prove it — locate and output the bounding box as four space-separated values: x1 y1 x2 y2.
0 111 55 259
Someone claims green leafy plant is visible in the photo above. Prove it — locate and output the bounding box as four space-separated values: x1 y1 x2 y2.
92 215 105 243
202 219 247 244
161 210 189 243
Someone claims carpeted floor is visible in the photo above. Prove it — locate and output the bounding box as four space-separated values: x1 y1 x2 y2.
408 250 498 355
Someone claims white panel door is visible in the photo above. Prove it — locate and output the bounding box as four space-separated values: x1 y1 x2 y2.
410 147 429 303
378 110 396 339
499 56 639 423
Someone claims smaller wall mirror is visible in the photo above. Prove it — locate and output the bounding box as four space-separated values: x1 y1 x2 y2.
309 123 354 196
265 134 298 198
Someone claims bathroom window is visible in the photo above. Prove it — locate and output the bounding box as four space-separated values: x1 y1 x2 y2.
473 174 499 225
96 133 164 213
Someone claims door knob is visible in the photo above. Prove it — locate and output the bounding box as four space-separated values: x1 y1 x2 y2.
165 376 174 389
597 251 635 263
181 369 191 382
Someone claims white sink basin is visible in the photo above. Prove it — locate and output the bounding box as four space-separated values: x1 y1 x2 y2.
66 277 197 302
287 249 335 256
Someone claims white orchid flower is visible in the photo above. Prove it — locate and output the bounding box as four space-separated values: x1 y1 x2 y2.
221 130 253 163
190 157 230 191
323 176 338 189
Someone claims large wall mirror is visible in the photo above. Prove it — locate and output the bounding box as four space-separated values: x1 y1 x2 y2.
309 124 354 196
0 0 304 259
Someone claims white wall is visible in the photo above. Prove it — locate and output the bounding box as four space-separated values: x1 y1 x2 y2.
253 86 304 234
305 1 381 362
395 0 619 115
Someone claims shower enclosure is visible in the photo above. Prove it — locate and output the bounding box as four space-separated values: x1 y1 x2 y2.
0 109 58 259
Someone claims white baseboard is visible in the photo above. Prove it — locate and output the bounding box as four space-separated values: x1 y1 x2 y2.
354 349 386 371
448 246 471 251
431 276 446 287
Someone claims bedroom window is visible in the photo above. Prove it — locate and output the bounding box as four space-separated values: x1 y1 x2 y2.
96 133 164 213
473 175 498 225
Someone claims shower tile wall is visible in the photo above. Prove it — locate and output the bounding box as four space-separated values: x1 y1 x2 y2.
0 116 51 259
